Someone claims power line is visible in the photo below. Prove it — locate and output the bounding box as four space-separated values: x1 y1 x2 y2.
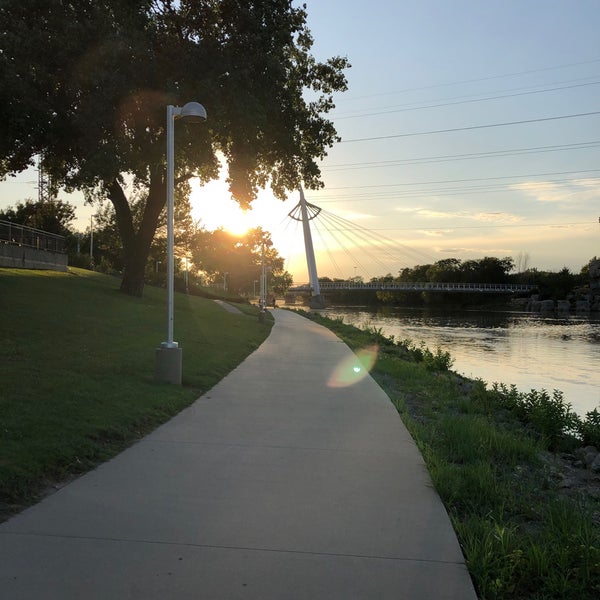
313 176 600 202
340 111 600 143
322 221 593 231
335 80 600 120
316 182 599 203
339 57 600 102
322 140 600 171
321 169 600 192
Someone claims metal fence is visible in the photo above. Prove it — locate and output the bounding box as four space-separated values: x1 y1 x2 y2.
0 219 66 254
290 280 537 294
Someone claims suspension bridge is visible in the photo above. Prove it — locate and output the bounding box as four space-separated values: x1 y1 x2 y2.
281 188 536 308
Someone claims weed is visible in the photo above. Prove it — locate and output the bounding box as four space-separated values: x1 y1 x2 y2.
579 409 600 448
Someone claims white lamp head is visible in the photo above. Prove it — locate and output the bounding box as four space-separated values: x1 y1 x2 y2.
179 101 207 123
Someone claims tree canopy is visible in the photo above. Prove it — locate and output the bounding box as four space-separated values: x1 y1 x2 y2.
0 198 76 236
0 0 349 295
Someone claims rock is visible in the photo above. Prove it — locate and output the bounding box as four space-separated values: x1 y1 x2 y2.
556 300 571 312
575 445 599 468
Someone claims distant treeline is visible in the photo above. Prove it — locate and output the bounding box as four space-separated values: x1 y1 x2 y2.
318 256 598 307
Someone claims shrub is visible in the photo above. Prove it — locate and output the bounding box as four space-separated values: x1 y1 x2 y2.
579 409 600 448
489 385 581 450
522 389 580 449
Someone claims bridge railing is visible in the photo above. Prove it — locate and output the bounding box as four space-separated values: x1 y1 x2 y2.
290 281 536 293
0 220 66 254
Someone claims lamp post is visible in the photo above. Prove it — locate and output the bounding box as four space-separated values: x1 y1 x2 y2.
90 215 94 269
156 101 207 385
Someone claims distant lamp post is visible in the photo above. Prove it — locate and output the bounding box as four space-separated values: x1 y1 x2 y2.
155 101 207 385
90 215 94 269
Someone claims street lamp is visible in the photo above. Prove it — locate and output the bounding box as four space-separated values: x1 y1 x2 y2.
156 101 207 385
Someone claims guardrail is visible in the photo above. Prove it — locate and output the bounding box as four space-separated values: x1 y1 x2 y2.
290 281 536 294
0 219 66 253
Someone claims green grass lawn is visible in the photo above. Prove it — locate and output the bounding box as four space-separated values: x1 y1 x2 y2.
0 267 271 513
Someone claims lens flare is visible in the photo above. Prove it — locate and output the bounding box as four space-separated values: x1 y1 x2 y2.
327 345 378 388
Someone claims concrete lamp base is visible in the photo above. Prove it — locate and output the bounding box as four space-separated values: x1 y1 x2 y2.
155 345 182 385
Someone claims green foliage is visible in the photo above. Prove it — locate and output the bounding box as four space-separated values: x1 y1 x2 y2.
0 198 76 236
489 384 594 451
579 409 600 448
454 518 524 598
191 227 285 294
0 1 349 295
418 343 454 371
399 256 515 285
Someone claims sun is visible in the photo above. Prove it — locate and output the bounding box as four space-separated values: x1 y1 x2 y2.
190 177 251 236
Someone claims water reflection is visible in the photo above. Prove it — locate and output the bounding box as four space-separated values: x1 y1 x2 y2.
324 307 600 416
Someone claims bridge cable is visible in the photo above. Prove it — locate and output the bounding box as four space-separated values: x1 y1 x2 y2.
311 214 374 279
315 211 398 277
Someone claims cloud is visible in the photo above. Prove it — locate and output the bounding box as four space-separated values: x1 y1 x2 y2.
398 207 523 223
340 211 374 220
473 212 523 223
574 178 600 189
511 181 570 203
512 179 600 203
443 246 513 255
414 208 470 219
419 229 453 237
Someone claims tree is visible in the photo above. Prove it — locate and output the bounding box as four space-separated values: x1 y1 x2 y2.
271 271 293 296
0 198 76 236
460 256 514 283
398 264 431 282
191 226 284 294
426 258 461 282
0 1 349 296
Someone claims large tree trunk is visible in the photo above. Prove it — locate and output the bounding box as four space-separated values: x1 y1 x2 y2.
108 172 166 297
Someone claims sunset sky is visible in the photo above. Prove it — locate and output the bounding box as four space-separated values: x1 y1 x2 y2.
1 1 599 283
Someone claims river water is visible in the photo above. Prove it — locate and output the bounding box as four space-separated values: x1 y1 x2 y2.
320 307 600 417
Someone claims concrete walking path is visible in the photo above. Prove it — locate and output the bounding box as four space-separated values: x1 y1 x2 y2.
0 309 477 599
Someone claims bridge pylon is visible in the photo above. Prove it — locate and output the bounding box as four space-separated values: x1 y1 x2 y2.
288 187 326 308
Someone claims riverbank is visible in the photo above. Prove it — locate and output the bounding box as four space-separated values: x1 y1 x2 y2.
297 310 600 599
319 304 599 417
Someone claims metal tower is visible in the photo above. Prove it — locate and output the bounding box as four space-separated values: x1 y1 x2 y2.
37 156 54 203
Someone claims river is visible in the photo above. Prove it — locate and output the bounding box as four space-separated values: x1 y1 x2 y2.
319 306 600 417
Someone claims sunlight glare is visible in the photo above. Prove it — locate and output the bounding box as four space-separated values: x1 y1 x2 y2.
327 345 378 388
190 177 251 236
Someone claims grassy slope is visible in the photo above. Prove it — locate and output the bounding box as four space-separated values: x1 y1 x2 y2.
0 267 271 512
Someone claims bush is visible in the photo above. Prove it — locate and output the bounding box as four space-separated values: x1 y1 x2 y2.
490 384 581 450
522 389 580 449
579 409 600 448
